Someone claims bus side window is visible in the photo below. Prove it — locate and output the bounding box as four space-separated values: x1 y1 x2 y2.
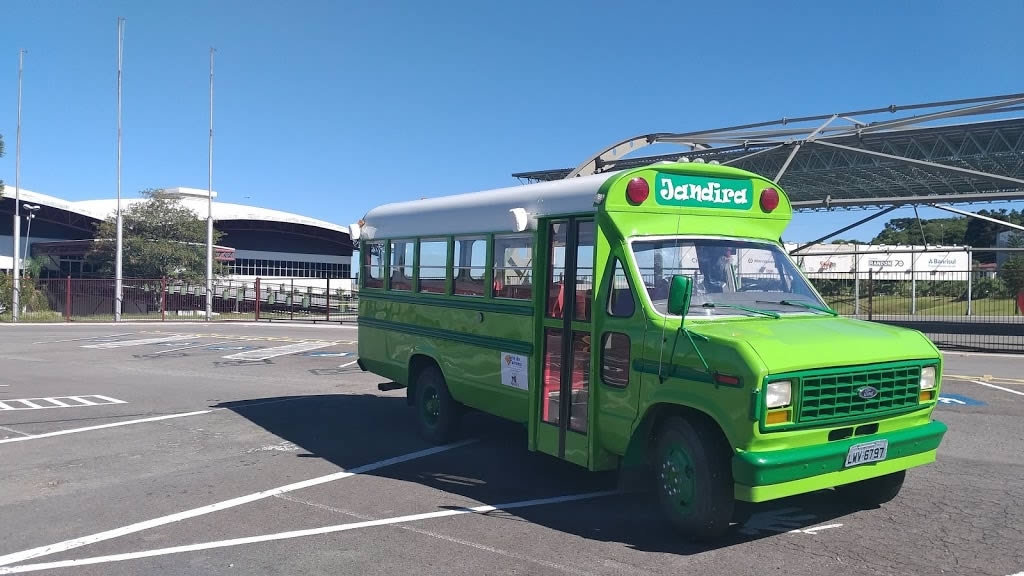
390 240 414 291
418 238 447 294
601 333 630 388
363 241 385 289
606 258 635 317
453 236 486 296
494 234 533 300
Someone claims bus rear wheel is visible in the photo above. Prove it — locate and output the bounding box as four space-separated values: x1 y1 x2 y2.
835 470 905 507
414 365 458 444
653 416 734 541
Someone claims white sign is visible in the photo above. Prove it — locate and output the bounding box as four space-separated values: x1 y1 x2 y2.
858 252 912 274
735 248 776 275
912 251 969 277
500 352 529 390
798 253 854 274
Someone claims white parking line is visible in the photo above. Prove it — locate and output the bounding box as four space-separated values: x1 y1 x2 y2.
32 333 133 345
82 335 194 349
0 491 614 574
339 360 358 368
150 341 232 355
0 396 127 411
222 341 333 361
0 439 477 566
0 425 30 438
973 380 1024 397
0 410 211 445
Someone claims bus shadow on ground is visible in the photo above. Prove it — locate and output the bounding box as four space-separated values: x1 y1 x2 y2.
215 393 866 555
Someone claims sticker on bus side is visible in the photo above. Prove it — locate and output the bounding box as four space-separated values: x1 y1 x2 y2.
655 173 753 210
500 352 529 390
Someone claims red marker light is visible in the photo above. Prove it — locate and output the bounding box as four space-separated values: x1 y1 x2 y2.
626 177 649 204
760 187 780 212
714 373 740 386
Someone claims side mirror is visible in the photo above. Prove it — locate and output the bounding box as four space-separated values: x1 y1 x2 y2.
667 275 692 317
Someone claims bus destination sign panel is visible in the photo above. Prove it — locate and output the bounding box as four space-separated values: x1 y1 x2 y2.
655 173 753 211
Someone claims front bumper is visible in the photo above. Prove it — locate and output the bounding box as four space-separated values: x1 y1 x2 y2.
733 420 947 502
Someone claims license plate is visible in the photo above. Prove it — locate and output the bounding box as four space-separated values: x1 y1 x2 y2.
844 440 888 468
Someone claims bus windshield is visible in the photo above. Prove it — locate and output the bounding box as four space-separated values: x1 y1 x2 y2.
630 237 825 317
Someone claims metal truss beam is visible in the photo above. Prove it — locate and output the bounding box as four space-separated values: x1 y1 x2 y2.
792 190 1024 209
790 206 898 254
810 139 1024 188
929 204 1024 232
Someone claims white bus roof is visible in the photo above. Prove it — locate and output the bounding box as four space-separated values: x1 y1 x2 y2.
358 172 617 240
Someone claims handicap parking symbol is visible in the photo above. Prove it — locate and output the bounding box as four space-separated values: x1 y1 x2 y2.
937 393 985 407
305 351 351 358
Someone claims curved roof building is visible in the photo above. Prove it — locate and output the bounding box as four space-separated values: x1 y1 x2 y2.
1 186 353 282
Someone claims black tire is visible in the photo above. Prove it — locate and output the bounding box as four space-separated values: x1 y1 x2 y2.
414 365 458 444
835 470 905 507
653 416 734 540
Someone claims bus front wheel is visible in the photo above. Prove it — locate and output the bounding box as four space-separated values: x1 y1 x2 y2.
653 416 734 540
414 365 458 444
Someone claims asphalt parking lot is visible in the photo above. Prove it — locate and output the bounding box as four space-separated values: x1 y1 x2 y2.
0 323 1022 576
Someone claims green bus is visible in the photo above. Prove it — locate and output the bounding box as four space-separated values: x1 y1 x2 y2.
353 161 945 538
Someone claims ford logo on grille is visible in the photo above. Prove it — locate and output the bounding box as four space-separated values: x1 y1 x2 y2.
857 386 879 400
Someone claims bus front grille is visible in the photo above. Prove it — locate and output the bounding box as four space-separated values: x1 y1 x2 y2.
798 365 921 424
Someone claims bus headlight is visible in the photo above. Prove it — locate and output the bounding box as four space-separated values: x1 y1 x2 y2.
765 381 792 409
920 367 936 390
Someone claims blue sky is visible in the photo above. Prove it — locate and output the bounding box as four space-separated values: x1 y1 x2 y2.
0 0 1022 242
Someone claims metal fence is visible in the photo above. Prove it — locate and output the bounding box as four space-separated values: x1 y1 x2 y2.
0 277 358 323
4 271 1021 352
807 270 1023 353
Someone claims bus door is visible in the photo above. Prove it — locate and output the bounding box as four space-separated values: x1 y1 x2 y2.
535 218 593 467
591 245 644 465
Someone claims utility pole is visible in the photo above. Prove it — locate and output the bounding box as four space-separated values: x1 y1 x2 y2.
12 49 24 322
206 47 215 321
114 17 125 321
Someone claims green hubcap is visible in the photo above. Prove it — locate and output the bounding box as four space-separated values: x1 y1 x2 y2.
422 387 440 426
660 444 696 514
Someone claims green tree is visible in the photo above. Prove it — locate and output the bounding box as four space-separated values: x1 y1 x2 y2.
964 209 1024 263
872 217 967 246
86 189 227 280
1001 233 1024 300
0 258 47 318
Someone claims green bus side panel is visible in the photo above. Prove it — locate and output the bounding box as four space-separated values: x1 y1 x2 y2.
358 294 534 424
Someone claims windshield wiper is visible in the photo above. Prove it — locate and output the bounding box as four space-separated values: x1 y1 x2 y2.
756 299 839 317
701 302 780 319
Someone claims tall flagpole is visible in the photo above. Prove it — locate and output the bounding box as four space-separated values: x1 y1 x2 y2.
114 17 124 321
12 49 24 322
205 47 214 321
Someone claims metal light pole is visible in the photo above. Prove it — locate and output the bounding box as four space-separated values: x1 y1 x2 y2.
205 47 215 321
12 49 24 321
114 17 125 322
22 204 39 269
